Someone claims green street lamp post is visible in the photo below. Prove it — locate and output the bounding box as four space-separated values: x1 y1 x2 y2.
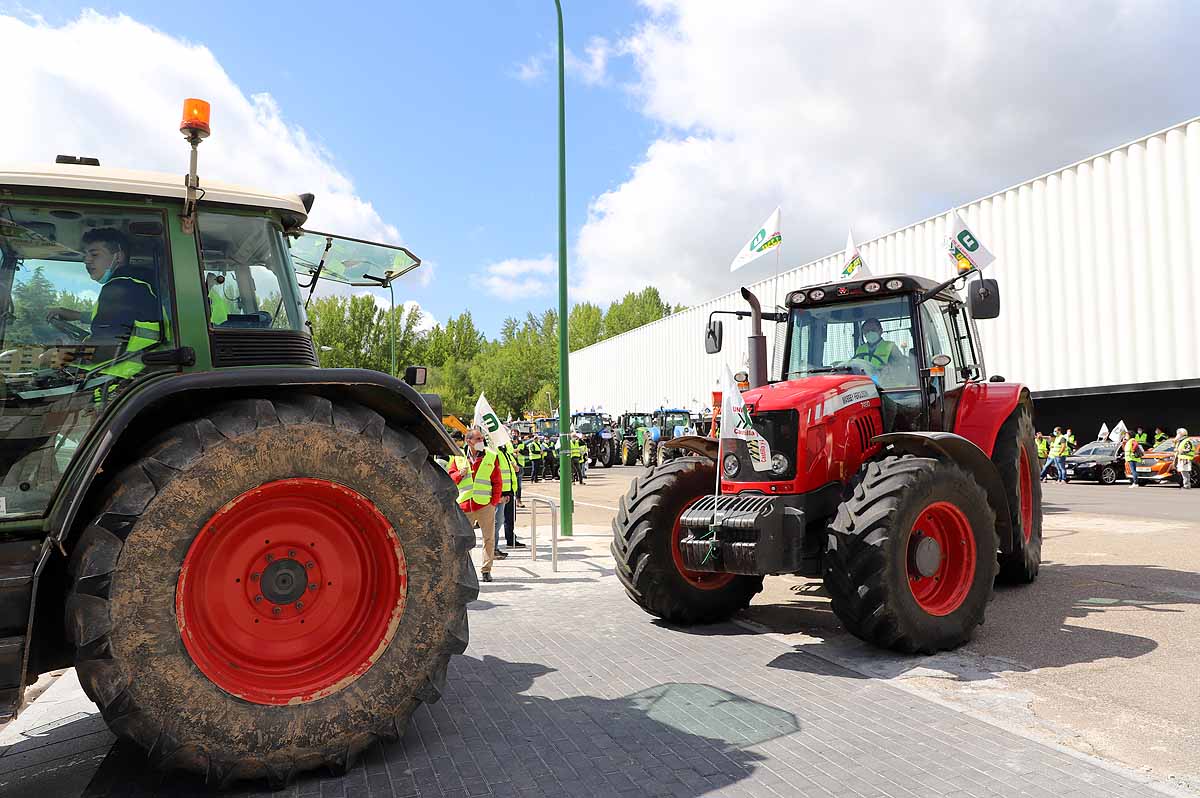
555 0 573 536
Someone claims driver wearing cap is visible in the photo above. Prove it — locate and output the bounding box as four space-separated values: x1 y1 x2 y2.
853 318 902 370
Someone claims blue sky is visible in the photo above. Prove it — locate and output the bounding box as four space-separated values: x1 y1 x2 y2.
5 2 1199 339
13 1 654 335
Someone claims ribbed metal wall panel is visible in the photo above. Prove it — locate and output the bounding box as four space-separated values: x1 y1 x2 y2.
570 118 1200 415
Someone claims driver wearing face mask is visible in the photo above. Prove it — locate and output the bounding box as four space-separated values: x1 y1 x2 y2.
853 318 901 370
46 227 160 348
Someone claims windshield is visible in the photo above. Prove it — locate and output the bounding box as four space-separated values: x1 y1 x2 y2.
626 414 650 429
1152 440 1177 453
199 213 304 330
574 414 601 434
0 201 172 519
289 230 420 288
663 412 690 430
785 295 918 390
534 418 559 437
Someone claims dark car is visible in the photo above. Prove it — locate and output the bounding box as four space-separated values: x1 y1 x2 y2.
1064 441 1125 484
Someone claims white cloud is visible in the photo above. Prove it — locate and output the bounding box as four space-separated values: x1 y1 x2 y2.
512 36 615 87
479 255 555 299
0 11 399 244
353 292 437 332
574 0 1195 304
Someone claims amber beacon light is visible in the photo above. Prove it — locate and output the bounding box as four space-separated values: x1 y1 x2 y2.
180 98 211 140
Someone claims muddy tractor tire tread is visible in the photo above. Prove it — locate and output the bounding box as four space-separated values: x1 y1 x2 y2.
610 456 762 624
993 402 1043 583
824 454 998 654
65 396 477 788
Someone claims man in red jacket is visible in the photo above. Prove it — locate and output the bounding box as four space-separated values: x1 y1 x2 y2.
449 428 504 582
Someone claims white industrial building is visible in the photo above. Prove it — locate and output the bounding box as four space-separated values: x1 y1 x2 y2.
569 117 1200 432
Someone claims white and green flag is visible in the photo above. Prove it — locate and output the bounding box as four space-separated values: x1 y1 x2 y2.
729 207 782 273
1098 422 1110 442
1108 420 1128 444
837 227 870 281
945 211 995 273
720 366 771 471
474 393 512 449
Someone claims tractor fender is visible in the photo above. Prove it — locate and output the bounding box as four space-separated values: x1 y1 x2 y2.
952 382 1027 457
650 426 662 442
661 434 718 460
872 431 1017 554
48 368 455 544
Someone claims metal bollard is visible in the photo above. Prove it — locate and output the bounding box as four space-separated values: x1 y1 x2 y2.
527 496 559 573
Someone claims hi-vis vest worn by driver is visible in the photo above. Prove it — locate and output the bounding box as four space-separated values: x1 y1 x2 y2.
451 452 498 506
81 275 162 380
854 338 896 368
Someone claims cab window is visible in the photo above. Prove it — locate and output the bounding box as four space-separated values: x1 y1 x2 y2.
197 213 304 331
786 296 918 390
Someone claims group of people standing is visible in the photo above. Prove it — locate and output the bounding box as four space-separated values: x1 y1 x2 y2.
1036 425 1196 488
439 426 594 583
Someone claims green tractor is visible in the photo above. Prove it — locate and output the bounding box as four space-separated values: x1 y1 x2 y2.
615 412 652 466
0 102 475 786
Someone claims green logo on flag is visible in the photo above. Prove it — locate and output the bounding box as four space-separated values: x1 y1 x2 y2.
956 230 978 252
736 407 754 430
482 412 500 433
749 228 766 251
841 254 863 277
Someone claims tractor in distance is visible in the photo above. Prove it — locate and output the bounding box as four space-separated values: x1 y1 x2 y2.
571 410 618 467
612 271 1041 654
643 407 694 468
0 99 476 787
616 411 653 466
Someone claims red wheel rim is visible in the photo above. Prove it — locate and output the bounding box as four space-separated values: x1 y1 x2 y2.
176 479 407 705
906 501 976 616
669 497 736 591
1018 447 1034 542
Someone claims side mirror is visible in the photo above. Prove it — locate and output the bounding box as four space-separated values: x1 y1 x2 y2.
968 278 1000 320
705 319 724 354
403 366 428 386
931 354 952 367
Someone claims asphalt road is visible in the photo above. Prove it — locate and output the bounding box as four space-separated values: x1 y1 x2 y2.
526 464 1200 794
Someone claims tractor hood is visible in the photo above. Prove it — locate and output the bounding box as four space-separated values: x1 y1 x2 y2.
741 374 878 415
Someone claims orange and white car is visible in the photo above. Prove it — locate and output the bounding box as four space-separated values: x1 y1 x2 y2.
1134 436 1200 485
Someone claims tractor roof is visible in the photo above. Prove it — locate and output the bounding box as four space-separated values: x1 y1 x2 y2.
787 273 961 305
0 162 310 225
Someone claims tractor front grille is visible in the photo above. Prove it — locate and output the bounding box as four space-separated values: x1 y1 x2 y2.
210 329 319 368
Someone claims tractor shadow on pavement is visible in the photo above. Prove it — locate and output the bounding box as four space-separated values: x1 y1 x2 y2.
80 654 778 798
747 562 1200 681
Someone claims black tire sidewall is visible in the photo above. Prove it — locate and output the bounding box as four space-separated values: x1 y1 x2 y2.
101 411 465 763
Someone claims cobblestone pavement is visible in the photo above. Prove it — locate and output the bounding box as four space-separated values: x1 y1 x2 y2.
1 521 1186 797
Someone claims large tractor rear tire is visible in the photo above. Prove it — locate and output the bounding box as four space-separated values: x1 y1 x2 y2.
641 440 657 468
599 438 615 468
611 457 763 624
621 440 638 466
65 396 477 787
993 402 1042 584
824 455 998 654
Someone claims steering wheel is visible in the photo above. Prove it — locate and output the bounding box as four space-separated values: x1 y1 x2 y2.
842 357 878 377
47 317 90 342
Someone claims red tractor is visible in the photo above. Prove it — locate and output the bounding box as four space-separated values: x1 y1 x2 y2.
611 271 1041 653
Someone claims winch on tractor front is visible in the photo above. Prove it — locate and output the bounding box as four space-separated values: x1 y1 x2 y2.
611 272 1041 653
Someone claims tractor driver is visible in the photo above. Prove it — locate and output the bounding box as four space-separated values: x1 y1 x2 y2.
45 228 161 358
853 318 902 371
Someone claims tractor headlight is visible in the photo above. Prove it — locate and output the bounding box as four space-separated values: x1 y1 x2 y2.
809 289 826 301
722 453 741 477
886 279 903 290
770 453 790 475
863 281 880 293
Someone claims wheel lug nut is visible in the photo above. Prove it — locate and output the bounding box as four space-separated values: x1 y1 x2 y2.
306 561 314 569
250 573 260 582
254 595 263 603
288 549 297 557
265 553 274 562
272 607 281 615
309 583 318 591
295 601 304 610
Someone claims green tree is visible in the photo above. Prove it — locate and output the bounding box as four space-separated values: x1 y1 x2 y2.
568 301 604 351
602 287 673 337
424 311 484 367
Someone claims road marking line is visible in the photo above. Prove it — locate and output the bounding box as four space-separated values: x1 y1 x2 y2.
523 492 618 512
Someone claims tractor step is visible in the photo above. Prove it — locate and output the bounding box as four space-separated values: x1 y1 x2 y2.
0 539 45 720
678 494 806 575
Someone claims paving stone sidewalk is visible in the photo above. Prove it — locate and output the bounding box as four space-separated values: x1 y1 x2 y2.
2 524 1183 798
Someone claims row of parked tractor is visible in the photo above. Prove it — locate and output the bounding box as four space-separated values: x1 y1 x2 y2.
511 409 709 469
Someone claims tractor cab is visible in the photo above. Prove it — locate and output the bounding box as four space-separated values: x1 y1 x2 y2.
774 273 998 435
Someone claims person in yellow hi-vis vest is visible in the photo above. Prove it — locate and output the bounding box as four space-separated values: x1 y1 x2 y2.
1040 426 1069 483
1035 432 1049 468
1174 428 1194 490
492 443 525 553
448 428 503 582
570 434 587 484
1123 432 1144 488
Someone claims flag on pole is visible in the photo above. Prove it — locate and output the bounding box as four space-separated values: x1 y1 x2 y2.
474 393 512 449
729 207 782 272
945 211 996 273
720 366 771 471
837 228 870 281
1108 420 1128 444
1098 422 1110 442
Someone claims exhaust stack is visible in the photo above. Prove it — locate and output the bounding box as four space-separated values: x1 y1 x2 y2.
740 287 768 388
